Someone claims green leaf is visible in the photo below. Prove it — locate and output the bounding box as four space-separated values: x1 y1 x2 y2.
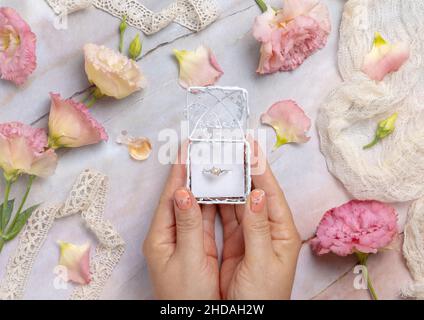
3 204 39 241
0 199 14 230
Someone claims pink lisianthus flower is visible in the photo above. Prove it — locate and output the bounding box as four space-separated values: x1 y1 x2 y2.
311 200 398 256
0 7 36 85
0 122 57 181
253 0 331 74
84 43 146 99
48 93 108 149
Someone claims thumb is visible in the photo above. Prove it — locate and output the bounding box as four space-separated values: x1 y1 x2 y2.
242 189 273 262
173 188 204 256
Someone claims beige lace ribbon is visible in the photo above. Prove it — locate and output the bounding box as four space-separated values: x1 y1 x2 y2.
0 170 125 300
317 0 424 202
45 0 219 35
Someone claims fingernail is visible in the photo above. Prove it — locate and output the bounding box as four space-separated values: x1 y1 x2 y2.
175 189 192 210
250 189 265 213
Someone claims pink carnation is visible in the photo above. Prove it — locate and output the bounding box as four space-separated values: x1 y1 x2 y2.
0 7 37 85
311 200 398 256
253 0 331 74
48 93 108 149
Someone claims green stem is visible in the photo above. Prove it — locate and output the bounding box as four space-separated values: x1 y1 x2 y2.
82 88 96 103
366 270 378 300
119 34 124 53
0 238 4 253
363 137 380 149
6 176 34 234
86 95 97 108
16 176 34 216
356 252 378 300
1 179 12 231
255 0 268 12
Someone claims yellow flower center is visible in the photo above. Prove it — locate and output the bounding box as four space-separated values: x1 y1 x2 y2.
0 27 20 55
277 17 294 29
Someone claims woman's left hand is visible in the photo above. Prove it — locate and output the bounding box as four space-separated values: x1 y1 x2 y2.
143 160 220 300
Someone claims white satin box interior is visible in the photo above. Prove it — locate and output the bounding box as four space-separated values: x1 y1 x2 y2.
186 86 251 204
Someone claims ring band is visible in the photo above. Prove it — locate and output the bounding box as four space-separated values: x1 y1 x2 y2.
202 166 231 176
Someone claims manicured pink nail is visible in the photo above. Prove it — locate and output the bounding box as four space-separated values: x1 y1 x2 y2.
250 189 265 213
175 189 192 210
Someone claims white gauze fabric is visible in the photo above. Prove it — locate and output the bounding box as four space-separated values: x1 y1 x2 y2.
317 0 424 202
45 0 219 35
402 197 424 299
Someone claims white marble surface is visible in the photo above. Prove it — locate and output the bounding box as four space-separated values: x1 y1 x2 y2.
0 0 412 299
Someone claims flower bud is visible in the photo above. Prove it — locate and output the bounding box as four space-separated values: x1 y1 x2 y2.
376 112 398 139
119 15 127 33
129 34 142 60
363 113 398 149
119 15 127 53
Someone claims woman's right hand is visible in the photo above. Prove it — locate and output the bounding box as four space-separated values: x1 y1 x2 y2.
219 143 302 300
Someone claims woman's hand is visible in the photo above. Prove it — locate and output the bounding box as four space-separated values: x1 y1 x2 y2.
143 159 220 300
219 144 302 300
144 141 301 300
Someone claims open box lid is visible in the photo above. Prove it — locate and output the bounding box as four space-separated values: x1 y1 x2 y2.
187 86 249 141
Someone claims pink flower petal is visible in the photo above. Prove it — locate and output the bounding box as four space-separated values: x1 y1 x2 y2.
29 148 58 178
48 93 108 148
174 45 224 89
58 241 91 285
280 0 331 33
311 200 398 257
0 7 36 85
252 8 276 43
253 0 331 74
261 100 311 150
361 32 410 81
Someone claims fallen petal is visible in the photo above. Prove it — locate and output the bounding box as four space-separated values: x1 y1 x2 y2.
261 100 311 150
361 32 410 81
174 46 223 89
58 241 91 285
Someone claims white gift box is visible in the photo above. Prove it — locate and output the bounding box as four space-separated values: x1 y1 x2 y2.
186 86 251 204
